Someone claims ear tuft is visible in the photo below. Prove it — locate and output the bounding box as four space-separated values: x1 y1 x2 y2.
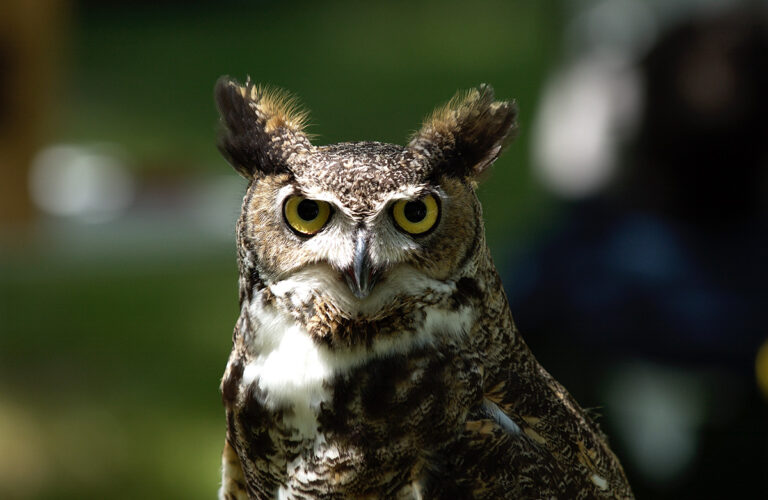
409 84 518 178
242 82 310 134
214 76 312 179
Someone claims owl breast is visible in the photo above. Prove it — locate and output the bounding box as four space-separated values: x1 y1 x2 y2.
222 279 483 498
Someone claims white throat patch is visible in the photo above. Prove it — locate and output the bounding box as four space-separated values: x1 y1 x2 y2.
241 275 474 438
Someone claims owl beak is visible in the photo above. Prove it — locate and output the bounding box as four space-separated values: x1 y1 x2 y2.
345 231 380 299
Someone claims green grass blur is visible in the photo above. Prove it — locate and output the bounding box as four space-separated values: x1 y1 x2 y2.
1 1 563 498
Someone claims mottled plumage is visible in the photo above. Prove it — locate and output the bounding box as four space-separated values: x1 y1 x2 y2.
215 76 633 499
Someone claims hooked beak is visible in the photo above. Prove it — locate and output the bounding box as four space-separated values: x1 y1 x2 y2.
343 230 381 299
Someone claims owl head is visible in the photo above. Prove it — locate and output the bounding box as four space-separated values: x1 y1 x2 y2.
215 77 517 318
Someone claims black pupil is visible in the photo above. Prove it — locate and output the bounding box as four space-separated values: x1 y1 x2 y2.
404 200 427 223
297 199 319 221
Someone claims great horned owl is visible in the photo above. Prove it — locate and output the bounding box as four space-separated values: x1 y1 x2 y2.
214 77 633 499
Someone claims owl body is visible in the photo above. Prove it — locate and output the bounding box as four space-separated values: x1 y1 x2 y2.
215 79 633 499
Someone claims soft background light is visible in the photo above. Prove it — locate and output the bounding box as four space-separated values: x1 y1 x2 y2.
1 1 766 498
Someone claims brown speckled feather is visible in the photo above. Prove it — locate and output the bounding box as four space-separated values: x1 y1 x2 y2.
214 78 633 499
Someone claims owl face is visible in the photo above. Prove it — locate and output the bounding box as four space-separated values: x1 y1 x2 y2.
237 145 481 314
216 78 517 317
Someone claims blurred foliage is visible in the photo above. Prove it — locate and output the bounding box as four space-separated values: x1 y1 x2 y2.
1 1 564 498
0 255 235 499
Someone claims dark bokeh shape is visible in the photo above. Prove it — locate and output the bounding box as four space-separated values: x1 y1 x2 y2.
506 7 768 499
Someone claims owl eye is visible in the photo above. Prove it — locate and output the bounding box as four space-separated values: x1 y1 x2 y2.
284 196 332 235
392 194 440 235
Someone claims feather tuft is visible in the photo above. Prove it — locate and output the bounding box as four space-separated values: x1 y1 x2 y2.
409 84 518 178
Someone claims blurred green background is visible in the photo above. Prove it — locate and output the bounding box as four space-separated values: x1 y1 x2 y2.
1 1 563 498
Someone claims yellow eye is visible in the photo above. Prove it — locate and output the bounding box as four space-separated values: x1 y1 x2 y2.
284 196 332 235
392 194 440 235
